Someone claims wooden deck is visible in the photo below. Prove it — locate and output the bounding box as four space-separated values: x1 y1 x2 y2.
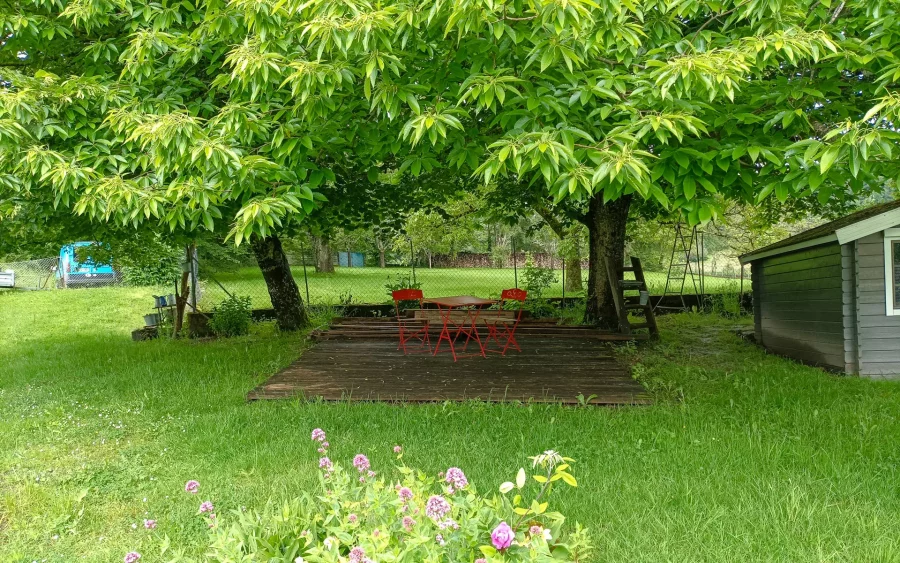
248 318 650 405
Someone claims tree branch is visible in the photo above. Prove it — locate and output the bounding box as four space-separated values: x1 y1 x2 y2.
828 1 846 23
690 0 751 45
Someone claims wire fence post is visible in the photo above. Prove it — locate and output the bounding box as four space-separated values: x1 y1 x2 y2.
409 238 416 285
512 240 518 289
561 249 565 304
189 243 199 311
301 237 310 305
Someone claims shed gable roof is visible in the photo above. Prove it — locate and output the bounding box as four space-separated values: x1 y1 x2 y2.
739 199 900 264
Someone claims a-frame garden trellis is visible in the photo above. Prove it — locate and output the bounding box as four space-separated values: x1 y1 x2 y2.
654 221 703 313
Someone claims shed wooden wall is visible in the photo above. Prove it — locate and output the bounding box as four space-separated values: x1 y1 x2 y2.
853 232 900 377
752 243 847 371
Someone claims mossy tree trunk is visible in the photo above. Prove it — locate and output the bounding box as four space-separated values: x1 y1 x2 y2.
251 234 308 331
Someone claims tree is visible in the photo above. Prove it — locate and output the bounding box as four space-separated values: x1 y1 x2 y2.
4 0 897 331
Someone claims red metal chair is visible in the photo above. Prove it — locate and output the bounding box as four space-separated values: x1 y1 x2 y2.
484 288 527 355
392 289 431 354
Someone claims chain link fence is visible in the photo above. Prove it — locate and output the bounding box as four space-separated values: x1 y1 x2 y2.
195 234 748 311
0 257 60 290
0 255 128 290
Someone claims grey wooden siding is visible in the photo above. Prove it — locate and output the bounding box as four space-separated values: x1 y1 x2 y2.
755 243 846 370
842 243 858 374
853 231 900 377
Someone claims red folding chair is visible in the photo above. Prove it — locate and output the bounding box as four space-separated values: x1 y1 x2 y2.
484 288 527 355
392 289 431 354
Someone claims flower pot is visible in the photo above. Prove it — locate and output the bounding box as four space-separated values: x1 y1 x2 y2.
144 313 161 327
639 290 649 306
167 294 177 306
153 295 167 308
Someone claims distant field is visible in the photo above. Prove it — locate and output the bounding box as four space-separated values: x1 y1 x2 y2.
201 266 744 308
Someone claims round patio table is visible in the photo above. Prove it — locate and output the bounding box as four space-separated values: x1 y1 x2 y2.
423 295 497 362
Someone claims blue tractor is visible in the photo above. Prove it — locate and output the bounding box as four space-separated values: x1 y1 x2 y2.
57 242 119 288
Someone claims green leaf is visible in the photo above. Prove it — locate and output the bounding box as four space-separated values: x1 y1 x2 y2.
819 146 839 173
682 177 696 199
480 545 498 558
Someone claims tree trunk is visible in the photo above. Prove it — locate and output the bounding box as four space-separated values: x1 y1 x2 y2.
533 204 584 293
173 244 194 337
583 194 632 328
312 236 334 273
173 269 190 337
251 235 308 331
565 256 583 292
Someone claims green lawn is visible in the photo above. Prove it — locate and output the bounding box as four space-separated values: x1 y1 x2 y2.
1 287 898 561
203 266 743 309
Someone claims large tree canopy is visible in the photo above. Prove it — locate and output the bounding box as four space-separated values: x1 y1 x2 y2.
2 0 898 326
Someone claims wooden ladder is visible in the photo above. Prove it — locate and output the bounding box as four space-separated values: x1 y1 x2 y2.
604 256 660 339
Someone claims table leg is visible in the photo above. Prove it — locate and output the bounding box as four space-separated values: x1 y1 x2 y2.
459 305 488 357
432 304 458 362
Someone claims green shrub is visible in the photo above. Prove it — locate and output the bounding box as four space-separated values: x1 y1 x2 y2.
208 295 252 337
522 254 559 318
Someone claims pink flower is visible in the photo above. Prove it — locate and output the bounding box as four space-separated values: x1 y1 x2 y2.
353 454 370 472
445 467 468 490
393 445 402 454
475 560 487 563
402 516 415 530
530 525 542 536
436 533 446 546
367 470 376 478
199 501 214 514
491 522 514 550
349 546 366 562
398 487 413 501
311 428 326 442
438 518 459 530
184 480 199 494
143 519 156 530
319 457 333 470
372 528 381 538
348 513 358 523
425 495 450 519
124 552 141 563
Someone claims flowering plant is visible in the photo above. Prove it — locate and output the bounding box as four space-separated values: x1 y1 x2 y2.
176 429 591 562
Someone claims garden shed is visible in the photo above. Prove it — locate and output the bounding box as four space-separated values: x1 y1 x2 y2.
740 199 900 378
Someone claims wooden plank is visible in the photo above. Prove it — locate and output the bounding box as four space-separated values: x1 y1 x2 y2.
758 265 842 285
761 254 841 275
857 364 900 377
758 278 844 291
760 243 840 266
857 253 892 269
758 288 843 303
760 340 845 369
248 335 648 405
